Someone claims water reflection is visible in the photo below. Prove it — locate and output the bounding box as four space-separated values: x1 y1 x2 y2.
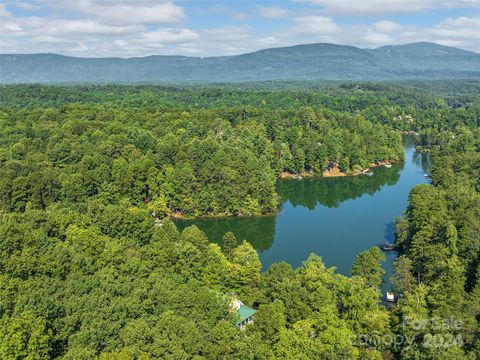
176 165 402 254
278 164 402 209
405 134 431 173
411 151 432 173
176 136 429 278
176 214 277 252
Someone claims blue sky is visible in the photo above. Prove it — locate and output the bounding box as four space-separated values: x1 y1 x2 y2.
1 1 479 57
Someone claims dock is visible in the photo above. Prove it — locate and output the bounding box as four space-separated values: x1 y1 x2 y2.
379 241 399 252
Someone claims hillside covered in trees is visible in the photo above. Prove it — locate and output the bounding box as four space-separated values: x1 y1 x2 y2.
2 42 480 83
0 87 405 218
392 127 480 358
1 83 479 359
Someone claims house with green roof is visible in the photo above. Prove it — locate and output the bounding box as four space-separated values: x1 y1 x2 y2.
231 299 257 330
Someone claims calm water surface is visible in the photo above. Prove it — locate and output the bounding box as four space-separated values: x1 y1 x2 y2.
178 137 430 290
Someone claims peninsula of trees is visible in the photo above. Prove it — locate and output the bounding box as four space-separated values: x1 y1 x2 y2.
0 85 405 218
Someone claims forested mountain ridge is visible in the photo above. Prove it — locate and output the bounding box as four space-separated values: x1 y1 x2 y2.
2 42 480 84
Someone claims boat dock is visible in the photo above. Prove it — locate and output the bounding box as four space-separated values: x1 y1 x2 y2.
379 241 399 252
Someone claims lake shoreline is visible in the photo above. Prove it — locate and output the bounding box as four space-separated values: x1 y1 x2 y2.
168 159 402 221
174 137 431 282
279 159 401 180
169 210 279 222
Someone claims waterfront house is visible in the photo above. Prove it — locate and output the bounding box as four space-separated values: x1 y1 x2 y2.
231 299 257 330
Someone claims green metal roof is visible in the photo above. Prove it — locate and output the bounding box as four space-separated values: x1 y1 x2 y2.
236 304 257 324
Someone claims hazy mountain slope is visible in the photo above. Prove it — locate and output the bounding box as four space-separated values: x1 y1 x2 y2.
1 42 479 83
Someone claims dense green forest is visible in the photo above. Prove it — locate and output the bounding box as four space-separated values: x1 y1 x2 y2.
0 88 404 218
0 83 479 359
392 127 480 358
2 82 479 130
0 207 392 359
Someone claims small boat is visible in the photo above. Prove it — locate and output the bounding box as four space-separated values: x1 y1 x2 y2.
365 171 374 176
379 241 399 252
384 164 392 168
424 173 431 178
386 292 396 302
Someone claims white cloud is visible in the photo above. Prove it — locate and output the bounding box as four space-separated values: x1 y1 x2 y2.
1 1 479 57
300 0 434 14
257 6 288 19
114 40 128 47
140 28 199 44
267 14 480 52
429 16 480 39
258 36 279 45
424 16 480 50
2 21 22 34
32 35 70 44
52 0 186 25
48 20 142 35
6 17 143 37
363 31 395 45
292 16 342 35
203 26 250 42
440 0 480 7
373 21 402 32
300 0 480 14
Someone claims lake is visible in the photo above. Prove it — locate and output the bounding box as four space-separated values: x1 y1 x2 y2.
177 136 430 290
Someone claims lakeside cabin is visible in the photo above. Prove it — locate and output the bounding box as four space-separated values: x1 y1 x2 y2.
231 299 257 330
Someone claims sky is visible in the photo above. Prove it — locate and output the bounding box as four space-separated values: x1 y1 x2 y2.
1 0 479 57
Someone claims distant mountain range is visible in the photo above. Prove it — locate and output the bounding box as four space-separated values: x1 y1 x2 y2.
1 42 479 84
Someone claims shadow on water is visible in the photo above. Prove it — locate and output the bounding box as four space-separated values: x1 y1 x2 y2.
381 221 399 294
384 221 396 243
176 214 277 252
412 150 432 174
177 165 402 254
177 136 429 287
277 163 402 209
405 132 432 174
